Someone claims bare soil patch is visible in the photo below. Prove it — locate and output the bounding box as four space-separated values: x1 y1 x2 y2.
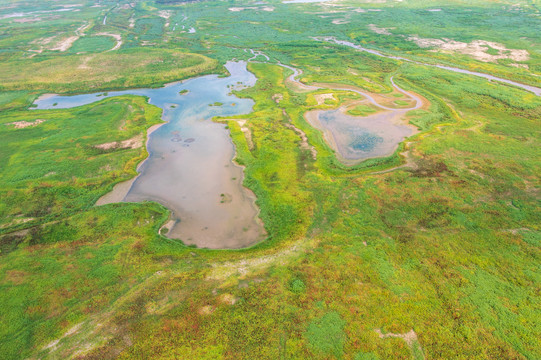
314 93 335 105
408 36 529 63
6 119 46 128
94 134 143 151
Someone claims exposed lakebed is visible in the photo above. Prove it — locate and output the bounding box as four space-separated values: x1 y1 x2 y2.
34 61 265 249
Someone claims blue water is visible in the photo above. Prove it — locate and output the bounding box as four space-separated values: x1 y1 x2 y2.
313 108 414 164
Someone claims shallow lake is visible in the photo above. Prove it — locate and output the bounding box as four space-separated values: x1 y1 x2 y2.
34 61 266 249
306 108 414 164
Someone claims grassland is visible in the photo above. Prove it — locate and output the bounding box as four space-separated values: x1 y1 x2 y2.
0 49 219 93
0 0 539 359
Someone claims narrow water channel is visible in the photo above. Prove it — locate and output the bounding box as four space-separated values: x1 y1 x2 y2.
319 37 541 96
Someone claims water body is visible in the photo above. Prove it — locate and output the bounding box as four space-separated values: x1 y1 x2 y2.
275 61 422 164
34 62 265 249
307 109 414 164
304 77 422 164
318 37 541 96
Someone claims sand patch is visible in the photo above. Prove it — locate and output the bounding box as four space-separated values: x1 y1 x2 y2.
6 119 46 128
158 10 172 19
272 93 283 104
78 55 94 70
408 36 529 63
314 93 335 105
227 119 253 150
43 322 84 351
198 305 215 315
282 110 317 160
50 36 79 51
158 10 173 27
375 329 424 359
219 293 238 305
32 22 90 52
0 216 34 230
332 18 349 24
510 63 529 70
229 6 274 12
206 239 311 281
94 134 143 151
368 24 393 35
13 17 41 23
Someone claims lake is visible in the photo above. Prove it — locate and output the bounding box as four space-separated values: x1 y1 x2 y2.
34 61 266 249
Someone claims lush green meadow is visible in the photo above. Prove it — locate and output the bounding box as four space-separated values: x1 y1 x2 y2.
0 0 539 359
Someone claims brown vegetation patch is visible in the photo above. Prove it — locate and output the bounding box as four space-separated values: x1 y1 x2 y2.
5 270 29 285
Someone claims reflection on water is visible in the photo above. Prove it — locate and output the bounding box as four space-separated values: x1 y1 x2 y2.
34 62 265 249
308 108 414 164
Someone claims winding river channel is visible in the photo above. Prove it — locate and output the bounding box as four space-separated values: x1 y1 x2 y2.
34 61 265 249
319 37 541 97
279 62 423 163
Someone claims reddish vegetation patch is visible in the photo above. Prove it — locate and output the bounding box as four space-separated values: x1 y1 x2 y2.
5 270 29 285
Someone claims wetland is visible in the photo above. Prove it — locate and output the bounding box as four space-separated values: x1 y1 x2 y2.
34 61 265 249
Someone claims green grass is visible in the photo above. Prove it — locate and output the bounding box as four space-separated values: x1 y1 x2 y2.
0 95 163 235
347 104 378 117
394 99 410 106
67 36 117 54
0 0 540 359
0 48 220 93
306 311 346 359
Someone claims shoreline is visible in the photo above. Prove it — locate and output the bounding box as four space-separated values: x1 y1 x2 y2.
95 123 165 206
